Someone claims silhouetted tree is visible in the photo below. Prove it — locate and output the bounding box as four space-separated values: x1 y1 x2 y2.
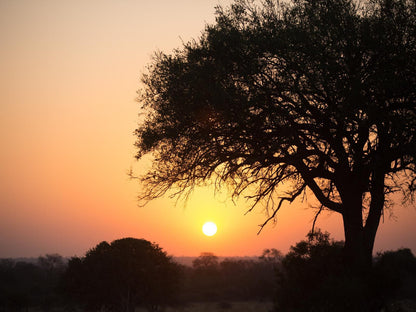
135 0 416 272
189 253 221 300
274 230 390 311
62 238 181 312
259 248 283 264
38 254 65 272
192 252 219 272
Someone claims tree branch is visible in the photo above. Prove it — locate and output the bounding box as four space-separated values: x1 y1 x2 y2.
257 183 306 234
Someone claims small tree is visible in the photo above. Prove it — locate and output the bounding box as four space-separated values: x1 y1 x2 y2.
135 0 416 272
62 238 181 312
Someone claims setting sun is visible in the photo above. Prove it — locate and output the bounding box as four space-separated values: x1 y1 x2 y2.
202 222 217 236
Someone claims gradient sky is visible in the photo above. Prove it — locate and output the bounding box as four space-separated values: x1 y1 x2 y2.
1 0 415 258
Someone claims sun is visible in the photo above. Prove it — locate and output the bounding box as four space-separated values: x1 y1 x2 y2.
202 222 217 236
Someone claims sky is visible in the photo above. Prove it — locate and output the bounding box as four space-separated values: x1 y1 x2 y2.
1 0 415 259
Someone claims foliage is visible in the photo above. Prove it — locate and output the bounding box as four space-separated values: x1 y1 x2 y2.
181 252 278 302
192 252 219 272
1 242 415 311
259 248 283 263
135 0 416 270
0 255 66 311
374 248 416 302
0 247 277 311
62 238 181 312
274 231 416 312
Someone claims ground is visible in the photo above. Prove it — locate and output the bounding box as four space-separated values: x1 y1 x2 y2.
135 301 273 312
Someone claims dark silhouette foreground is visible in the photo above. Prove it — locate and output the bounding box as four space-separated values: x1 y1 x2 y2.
274 230 416 312
1 236 416 311
62 238 181 312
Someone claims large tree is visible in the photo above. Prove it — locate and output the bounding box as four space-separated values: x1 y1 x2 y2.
135 0 416 271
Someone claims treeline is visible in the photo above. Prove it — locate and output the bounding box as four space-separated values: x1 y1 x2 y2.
0 254 66 311
0 244 279 311
1 232 416 311
180 249 280 303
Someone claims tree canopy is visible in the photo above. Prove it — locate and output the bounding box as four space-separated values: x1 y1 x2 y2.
135 0 416 270
62 238 181 312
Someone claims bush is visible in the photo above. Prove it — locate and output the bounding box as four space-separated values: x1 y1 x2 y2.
274 230 394 312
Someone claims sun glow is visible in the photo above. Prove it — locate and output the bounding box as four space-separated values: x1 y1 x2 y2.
202 222 217 236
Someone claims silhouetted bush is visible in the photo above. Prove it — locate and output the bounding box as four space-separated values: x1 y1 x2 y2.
374 248 416 303
274 231 416 312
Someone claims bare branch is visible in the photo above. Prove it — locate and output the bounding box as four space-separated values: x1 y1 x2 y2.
257 183 306 234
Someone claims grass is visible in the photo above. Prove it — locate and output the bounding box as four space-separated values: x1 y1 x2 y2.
163 301 273 312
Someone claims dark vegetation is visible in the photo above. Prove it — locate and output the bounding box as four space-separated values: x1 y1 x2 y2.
180 251 279 303
0 254 66 311
274 230 416 311
1 234 416 311
61 238 180 312
134 0 416 273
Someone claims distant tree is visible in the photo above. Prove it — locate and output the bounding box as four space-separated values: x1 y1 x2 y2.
135 0 416 272
190 253 221 300
36 254 66 310
62 238 181 312
38 254 65 272
192 252 219 272
259 248 283 264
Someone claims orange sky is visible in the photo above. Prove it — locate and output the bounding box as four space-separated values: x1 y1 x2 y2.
1 0 415 258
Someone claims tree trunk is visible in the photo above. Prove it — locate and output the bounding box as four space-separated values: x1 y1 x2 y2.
363 169 385 269
341 171 385 273
340 185 373 273
342 211 373 273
